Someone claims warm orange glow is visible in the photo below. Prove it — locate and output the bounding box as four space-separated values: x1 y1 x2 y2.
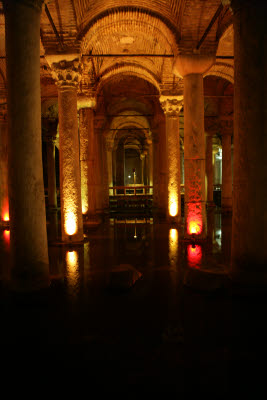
3 212 9 222
66 250 78 268
187 244 202 269
65 211 77 236
169 228 178 267
187 203 203 235
3 229 10 246
169 193 178 217
66 250 79 288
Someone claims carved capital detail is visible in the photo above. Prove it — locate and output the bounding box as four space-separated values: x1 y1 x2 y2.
159 96 183 118
51 59 81 89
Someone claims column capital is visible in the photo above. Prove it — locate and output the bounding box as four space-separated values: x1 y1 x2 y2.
3 0 44 12
159 95 183 118
173 54 215 79
46 55 81 89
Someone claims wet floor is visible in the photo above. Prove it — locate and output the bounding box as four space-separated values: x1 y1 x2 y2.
0 209 267 393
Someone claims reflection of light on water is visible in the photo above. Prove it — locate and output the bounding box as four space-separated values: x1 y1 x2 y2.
84 242 90 270
187 244 202 269
66 250 79 288
3 229 10 247
169 228 178 267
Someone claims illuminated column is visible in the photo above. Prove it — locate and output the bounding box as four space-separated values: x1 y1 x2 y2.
173 54 215 238
3 0 49 289
221 125 233 210
0 110 9 224
46 137 57 209
228 0 267 281
205 132 214 205
105 139 113 195
78 96 96 216
160 95 183 222
147 139 153 191
49 57 83 242
116 141 124 187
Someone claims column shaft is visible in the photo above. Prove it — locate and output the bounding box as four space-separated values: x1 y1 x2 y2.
58 86 83 241
206 134 214 205
184 74 206 237
79 108 89 215
4 0 49 289
166 116 181 221
46 140 57 209
0 120 9 223
231 2 267 278
221 133 232 209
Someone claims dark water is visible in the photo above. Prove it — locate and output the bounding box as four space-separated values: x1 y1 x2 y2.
0 210 266 392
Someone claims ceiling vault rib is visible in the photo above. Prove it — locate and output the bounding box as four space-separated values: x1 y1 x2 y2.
195 3 225 51
44 4 64 50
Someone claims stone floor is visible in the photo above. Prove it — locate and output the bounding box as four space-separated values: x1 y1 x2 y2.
0 208 267 393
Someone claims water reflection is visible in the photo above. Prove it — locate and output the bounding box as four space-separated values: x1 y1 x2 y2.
169 228 178 267
187 244 202 269
66 250 79 290
3 229 10 248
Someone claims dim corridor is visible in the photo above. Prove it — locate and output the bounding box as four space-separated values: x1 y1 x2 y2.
0 209 266 393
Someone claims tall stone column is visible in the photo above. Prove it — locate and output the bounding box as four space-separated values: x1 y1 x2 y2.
3 0 49 289
205 133 214 205
221 123 233 210
173 54 215 238
46 137 57 209
49 57 83 242
0 110 9 225
152 114 168 219
77 96 96 216
105 139 113 195
147 139 153 192
160 95 183 222
226 0 267 282
116 141 125 189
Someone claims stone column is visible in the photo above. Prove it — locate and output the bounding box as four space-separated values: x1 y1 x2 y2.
49 57 83 242
152 114 168 219
160 95 183 222
0 110 9 225
147 139 153 193
105 139 113 195
116 141 125 191
46 137 57 209
3 0 49 289
173 54 215 238
221 123 233 210
77 96 96 216
227 0 267 282
205 133 214 206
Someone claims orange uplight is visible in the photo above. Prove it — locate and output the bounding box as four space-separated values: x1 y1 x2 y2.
186 203 203 235
187 244 202 269
65 211 77 236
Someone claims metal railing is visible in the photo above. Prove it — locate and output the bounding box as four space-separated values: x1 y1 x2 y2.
109 186 153 196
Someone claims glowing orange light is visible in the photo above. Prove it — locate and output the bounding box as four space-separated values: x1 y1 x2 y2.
3 229 10 246
186 203 203 235
169 228 178 267
169 194 178 217
187 244 202 269
65 211 77 236
66 250 79 289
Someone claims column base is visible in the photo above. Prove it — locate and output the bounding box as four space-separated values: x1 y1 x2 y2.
206 201 216 208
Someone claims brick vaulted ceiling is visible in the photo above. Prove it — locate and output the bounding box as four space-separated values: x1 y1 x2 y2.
0 0 234 124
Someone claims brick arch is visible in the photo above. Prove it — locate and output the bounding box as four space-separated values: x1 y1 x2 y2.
204 62 234 84
96 65 161 96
